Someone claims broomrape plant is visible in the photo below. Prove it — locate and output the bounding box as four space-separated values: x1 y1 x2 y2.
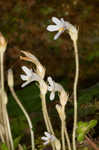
0 16 98 150
47 16 79 150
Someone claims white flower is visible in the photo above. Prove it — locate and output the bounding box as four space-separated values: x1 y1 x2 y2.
20 51 46 79
41 132 55 145
47 17 70 40
47 76 55 100
47 17 78 41
20 66 40 87
47 76 62 101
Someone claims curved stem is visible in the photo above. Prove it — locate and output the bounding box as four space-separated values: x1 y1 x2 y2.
9 87 35 150
72 40 79 150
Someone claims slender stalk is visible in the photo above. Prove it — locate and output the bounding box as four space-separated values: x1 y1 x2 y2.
61 120 65 150
64 125 72 150
40 93 55 150
0 52 14 150
0 130 5 143
0 52 4 90
4 107 14 150
0 52 10 148
41 94 50 132
42 94 54 135
9 87 35 150
62 105 71 150
72 39 79 150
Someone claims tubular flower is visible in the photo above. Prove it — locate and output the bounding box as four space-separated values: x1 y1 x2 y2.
47 76 63 101
47 17 70 40
20 51 46 79
20 66 40 88
41 132 55 145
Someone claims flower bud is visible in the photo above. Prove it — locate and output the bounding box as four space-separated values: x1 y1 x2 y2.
8 69 14 88
0 33 7 53
60 90 68 106
0 89 8 104
56 104 65 121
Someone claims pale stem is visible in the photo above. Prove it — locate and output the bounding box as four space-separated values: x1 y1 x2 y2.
40 93 55 150
72 39 79 150
40 93 55 135
9 87 35 150
0 52 14 150
3 105 14 150
61 120 65 150
2 105 10 149
0 130 5 143
0 52 4 90
0 52 9 147
64 124 72 150
41 94 50 132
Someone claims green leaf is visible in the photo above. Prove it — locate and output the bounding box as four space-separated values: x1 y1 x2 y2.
88 120 97 129
77 132 85 142
77 122 89 134
77 120 98 142
1 144 9 150
14 136 22 149
22 145 27 150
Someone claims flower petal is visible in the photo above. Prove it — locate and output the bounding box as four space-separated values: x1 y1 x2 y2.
22 66 32 75
44 132 51 137
52 17 61 25
41 136 48 141
20 75 28 81
43 141 49 145
50 92 55 101
54 30 63 40
47 76 53 86
47 25 60 32
48 86 52 91
47 76 52 82
21 81 31 88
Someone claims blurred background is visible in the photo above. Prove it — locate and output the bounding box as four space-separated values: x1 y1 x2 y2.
0 0 98 89
0 0 99 147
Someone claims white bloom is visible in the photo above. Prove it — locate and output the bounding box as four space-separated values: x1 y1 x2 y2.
47 17 78 41
47 76 63 100
41 132 55 145
20 66 40 87
47 17 70 40
47 76 56 100
21 51 46 79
